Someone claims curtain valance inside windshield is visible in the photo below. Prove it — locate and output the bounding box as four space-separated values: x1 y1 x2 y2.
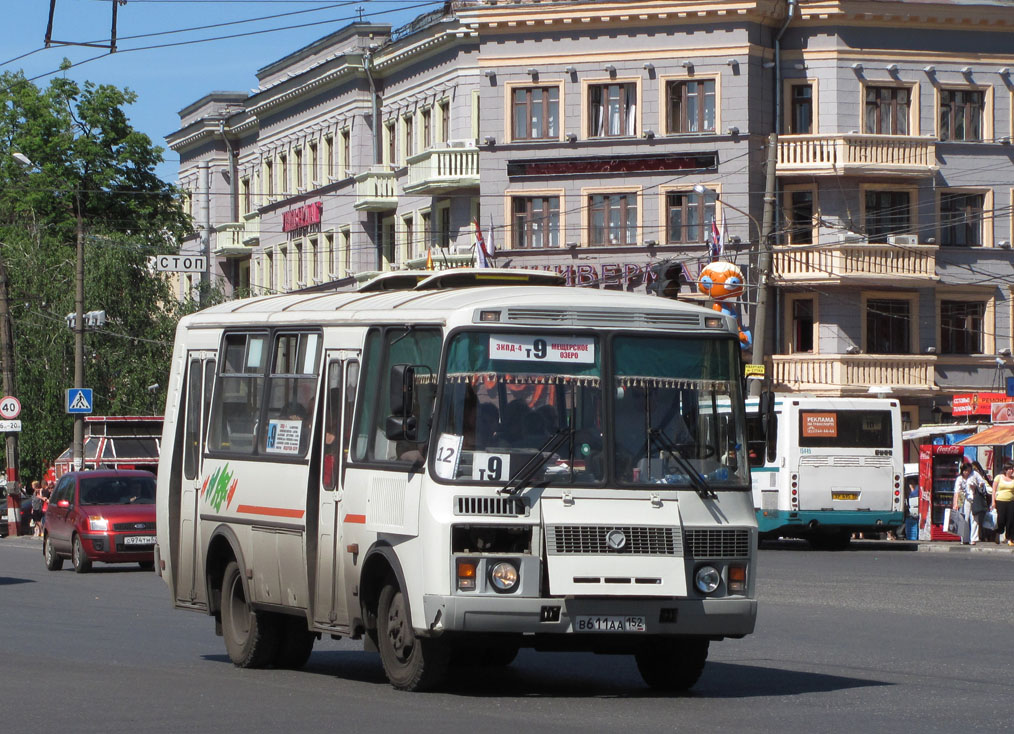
614 376 730 391
446 372 601 387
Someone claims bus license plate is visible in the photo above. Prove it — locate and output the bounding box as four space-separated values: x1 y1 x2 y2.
832 491 860 501
124 535 156 545
574 615 646 633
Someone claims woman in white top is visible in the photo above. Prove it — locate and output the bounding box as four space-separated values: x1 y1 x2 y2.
952 462 990 545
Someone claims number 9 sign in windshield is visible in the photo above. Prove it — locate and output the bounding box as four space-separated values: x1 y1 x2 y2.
488 335 595 364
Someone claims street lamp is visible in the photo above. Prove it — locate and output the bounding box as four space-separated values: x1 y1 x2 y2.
692 183 773 395
15 152 86 469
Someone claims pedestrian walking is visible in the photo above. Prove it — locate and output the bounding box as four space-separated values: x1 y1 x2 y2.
30 481 45 538
991 462 1014 546
952 462 990 545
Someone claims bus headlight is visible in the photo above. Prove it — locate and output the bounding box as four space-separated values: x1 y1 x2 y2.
489 561 520 593
694 565 721 594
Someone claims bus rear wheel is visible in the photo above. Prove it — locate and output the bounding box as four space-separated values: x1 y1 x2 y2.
274 615 316 669
221 560 280 668
635 638 709 692
377 581 449 691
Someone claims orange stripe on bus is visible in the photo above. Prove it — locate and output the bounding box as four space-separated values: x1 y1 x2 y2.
235 505 305 519
343 514 367 524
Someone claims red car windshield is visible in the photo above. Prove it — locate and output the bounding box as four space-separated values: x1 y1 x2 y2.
80 477 155 505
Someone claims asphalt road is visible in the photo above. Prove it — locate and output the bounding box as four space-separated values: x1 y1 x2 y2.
2 536 1011 733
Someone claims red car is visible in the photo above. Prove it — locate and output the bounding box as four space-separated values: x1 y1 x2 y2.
43 470 157 573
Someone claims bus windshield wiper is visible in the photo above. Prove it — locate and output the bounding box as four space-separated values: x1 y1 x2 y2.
647 428 717 500
499 429 572 496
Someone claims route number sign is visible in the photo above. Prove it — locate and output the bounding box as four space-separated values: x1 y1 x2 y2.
0 396 21 419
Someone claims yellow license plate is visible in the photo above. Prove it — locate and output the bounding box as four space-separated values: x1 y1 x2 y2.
832 491 860 500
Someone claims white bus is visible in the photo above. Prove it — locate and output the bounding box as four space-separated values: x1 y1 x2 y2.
155 270 758 691
746 396 904 549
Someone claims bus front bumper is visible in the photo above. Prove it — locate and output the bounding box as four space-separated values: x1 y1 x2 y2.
422 594 757 638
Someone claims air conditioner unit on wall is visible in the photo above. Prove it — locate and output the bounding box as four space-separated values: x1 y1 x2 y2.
887 234 919 246
836 231 867 245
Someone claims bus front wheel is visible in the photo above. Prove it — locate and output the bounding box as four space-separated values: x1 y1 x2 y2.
221 560 280 668
377 581 449 691
635 638 709 692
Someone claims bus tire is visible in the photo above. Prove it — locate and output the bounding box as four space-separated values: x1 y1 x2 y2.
44 535 63 571
377 581 449 691
221 560 280 668
72 534 92 574
274 615 316 669
635 638 709 692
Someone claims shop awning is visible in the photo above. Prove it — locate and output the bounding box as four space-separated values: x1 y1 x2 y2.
902 424 980 442
955 424 1014 446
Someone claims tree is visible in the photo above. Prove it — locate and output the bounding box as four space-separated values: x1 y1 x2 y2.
0 70 193 480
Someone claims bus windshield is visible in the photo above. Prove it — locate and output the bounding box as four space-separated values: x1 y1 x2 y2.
433 331 747 489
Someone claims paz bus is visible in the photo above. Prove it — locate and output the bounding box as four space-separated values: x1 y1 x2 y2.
154 269 759 691
746 395 904 549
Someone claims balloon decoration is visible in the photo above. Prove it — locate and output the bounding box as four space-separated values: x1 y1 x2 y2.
697 261 752 349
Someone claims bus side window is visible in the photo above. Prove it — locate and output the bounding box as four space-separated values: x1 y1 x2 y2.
342 361 359 483
322 361 342 491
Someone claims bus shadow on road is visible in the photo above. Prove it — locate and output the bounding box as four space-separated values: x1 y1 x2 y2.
761 539 918 552
696 662 889 698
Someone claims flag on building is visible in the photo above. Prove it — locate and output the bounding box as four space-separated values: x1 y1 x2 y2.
709 217 724 260
475 218 495 268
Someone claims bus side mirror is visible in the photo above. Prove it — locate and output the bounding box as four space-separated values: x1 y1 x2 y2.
758 389 776 437
386 364 418 441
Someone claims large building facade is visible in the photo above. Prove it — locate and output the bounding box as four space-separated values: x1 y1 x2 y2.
168 0 1014 431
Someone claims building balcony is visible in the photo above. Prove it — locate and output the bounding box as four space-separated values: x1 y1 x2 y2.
771 354 937 396
353 167 398 211
242 211 259 246
404 146 479 195
777 134 937 178
772 242 938 286
212 222 252 258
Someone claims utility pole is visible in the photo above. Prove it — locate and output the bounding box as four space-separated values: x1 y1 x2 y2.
73 197 85 468
0 251 20 492
749 132 779 397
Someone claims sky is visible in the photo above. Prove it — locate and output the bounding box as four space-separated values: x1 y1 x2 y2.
1 0 444 181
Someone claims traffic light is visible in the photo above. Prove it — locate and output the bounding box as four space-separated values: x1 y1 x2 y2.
649 262 685 299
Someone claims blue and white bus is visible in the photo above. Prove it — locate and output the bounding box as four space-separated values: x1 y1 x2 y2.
745 396 904 549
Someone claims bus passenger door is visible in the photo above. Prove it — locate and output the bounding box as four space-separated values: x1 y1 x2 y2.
313 353 359 629
177 352 216 606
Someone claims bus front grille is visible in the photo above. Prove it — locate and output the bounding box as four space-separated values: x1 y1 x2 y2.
685 529 751 558
546 525 681 556
455 496 528 517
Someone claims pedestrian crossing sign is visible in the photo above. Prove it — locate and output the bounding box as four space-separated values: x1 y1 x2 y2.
66 388 93 414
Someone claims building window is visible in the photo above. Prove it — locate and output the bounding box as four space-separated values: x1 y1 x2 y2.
325 232 335 278
386 122 396 166
241 177 250 217
866 298 911 354
341 129 351 176
294 241 304 285
940 300 984 354
404 215 416 260
589 193 637 246
309 236 319 282
421 211 431 250
265 160 274 197
865 86 910 135
512 86 559 140
940 192 985 247
324 136 334 179
382 217 396 268
790 83 813 134
512 196 560 249
439 101 450 144
589 83 636 138
666 79 715 133
865 190 911 243
438 206 451 248
340 229 351 275
309 142 319 185
295 148 304 189
940 89 984 142
422 108 432 150
791 298 815 353
787 190 814 244
404 115 414 159
665 189 715 244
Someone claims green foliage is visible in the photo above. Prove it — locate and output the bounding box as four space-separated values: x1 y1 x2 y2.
0 71 193 480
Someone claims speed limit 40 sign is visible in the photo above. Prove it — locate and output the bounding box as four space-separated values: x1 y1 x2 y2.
0 396 21 419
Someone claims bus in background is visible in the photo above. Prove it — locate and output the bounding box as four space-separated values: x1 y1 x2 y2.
746 396 904 549
155 269 760 692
